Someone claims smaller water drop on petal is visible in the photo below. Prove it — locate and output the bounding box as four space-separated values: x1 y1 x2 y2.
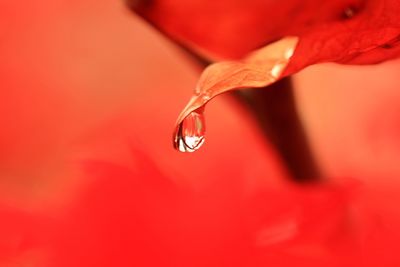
173 110 206 152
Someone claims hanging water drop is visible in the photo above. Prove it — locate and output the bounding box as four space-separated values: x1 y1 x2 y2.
172 37 299 153
173 110 206 152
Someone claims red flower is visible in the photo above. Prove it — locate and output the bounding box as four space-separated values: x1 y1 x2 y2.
129 0 400 65
0 0 400 267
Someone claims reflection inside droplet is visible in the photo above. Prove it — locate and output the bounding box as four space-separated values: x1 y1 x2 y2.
174 110 206 152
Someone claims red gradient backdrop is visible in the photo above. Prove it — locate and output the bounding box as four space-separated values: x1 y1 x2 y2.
1 0 400 266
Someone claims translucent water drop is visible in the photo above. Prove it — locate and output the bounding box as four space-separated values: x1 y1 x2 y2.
172 37 299 153
174 110 205 152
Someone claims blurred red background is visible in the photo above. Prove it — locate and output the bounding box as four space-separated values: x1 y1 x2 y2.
1 0 400 266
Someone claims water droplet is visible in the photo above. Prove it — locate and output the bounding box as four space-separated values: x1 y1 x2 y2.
342 6 358 19
172 37 299 153
174 110 206 152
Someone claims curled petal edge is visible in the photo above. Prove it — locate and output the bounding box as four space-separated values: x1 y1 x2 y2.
173 36 299 152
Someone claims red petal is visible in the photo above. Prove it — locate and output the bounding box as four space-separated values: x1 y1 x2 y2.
130 0 400 66
173 37 298 146
285 0 400 74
